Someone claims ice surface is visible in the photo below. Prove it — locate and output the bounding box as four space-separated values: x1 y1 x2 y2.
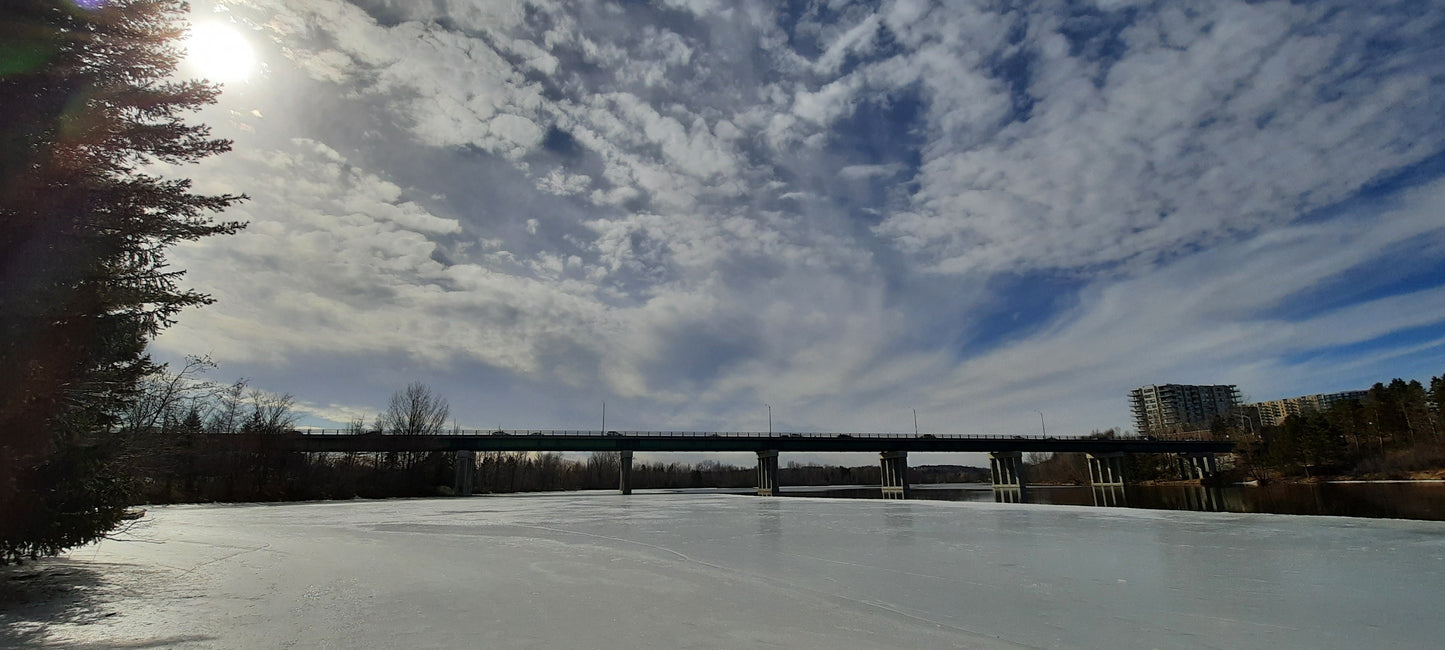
5 493 1444 649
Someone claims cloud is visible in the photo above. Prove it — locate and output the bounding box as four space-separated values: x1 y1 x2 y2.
160 139 600 371
873 1 1445 275
166 0 1445 439
839 163 905 180
899 176 1445 431
248 0 549 158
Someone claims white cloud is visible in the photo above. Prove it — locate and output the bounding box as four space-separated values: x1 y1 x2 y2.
874 1 1445 275
537 169 591 196
160 139 598 370
172 0 1445 437
899 177 1445 431
838 163 904 180
247 0 549 159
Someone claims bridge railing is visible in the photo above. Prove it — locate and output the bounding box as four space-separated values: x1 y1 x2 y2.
287 428 1158 441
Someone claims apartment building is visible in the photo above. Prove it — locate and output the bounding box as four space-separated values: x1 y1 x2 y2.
1129 384 1241 436
1246 390 1368 427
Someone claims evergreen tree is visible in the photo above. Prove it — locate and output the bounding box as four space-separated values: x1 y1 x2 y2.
1 0 243 563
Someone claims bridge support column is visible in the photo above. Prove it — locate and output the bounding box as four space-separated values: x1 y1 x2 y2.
1086 452 1127 487
453 450 475 496
619 450 634 495
880 451 909 499
989 451 1027 503
1177 453 1218 481
756 450 780 496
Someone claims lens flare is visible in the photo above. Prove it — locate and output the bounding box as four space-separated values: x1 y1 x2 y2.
184 22 255 82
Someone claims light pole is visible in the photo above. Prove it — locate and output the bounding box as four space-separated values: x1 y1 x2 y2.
601 401 605 433
1034 410 1046 437
913 408 919 436
1236 410 1254 437
766 403 772 435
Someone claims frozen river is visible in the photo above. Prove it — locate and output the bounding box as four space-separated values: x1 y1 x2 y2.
4 493 1443 649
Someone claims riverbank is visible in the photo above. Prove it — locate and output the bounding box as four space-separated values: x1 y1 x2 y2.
1063 472 1445 487
1238 467 1445 485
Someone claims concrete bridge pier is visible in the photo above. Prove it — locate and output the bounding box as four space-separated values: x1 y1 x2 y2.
1086 452 1127 487
880 451 909 499
989 451 1027 503
756 450 781 496
1177 453 1218 481
453 450 475 496
619 450 634 495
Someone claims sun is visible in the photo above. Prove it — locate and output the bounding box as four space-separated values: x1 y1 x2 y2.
184 22 256 82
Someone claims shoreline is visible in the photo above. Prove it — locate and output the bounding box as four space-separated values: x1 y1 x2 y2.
1032 475 1445 487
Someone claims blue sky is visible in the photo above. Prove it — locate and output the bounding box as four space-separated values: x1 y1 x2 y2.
153 0 1445 463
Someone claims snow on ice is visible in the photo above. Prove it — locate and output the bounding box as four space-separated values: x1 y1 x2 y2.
4 493 1443 648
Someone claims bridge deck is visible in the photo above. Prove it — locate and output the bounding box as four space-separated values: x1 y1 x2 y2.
199 430 1234 455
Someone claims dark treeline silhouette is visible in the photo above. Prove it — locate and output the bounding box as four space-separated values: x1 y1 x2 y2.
117 372 986 504
126 448 989 504
118 366 1445 506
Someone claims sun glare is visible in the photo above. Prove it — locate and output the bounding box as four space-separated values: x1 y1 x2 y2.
184 22 255 82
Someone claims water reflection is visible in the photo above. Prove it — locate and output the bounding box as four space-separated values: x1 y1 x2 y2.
1091 485 1127 508
1179 486 1224 512
756 499 783 539
883 507 914 544
993 487 1024 504
788 482 1445 521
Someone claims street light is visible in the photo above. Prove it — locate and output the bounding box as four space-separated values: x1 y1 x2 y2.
913 408 919 436
766 403 772 435
1034 410 1046 437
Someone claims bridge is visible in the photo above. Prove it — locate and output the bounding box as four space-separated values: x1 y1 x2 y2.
204 429 1233 500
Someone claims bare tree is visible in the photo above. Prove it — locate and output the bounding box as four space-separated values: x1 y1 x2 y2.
118 355 218 435
241 389 298 434
117 356 219 503
380 382 450 435
205 379 250 434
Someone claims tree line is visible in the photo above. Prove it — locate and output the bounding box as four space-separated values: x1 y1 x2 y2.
108 367 987 504
1232 376 1444 480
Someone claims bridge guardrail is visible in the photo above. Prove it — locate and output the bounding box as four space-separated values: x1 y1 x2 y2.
285 428 1169 442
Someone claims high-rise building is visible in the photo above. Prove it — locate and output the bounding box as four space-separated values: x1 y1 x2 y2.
1246 391 1367 427
1129 384 1241 436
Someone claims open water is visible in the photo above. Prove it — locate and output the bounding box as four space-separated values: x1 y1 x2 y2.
787 481 1445 521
